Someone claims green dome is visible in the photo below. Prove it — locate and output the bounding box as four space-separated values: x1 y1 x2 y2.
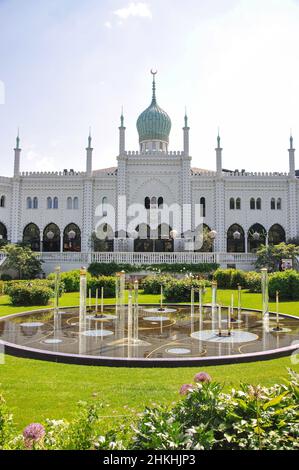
137 75 171 144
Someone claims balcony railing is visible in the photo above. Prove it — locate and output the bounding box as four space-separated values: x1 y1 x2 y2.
38 252 257 266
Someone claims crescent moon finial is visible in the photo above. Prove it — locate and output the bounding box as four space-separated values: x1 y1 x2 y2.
151 68 158 76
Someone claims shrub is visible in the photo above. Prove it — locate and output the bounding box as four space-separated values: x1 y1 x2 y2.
129 370 299 450
0 274 12 281
141 274 174 294
269 270 299 300
7 284 53 306
87 276 115 297
48 270 91 293
88 263 135 277
4 279 64 297
213 268 246 289
244 271 261 293
163 278 209 302
88 262 219 276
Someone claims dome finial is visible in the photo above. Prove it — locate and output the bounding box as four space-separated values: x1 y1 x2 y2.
290 129 293 149
16 127 20 149
151 69 157 104
120 106 124 127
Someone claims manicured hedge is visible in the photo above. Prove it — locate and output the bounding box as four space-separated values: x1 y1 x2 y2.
213 268 247 289
141 274 174 294
4 279 65 297
87 276 115 297
48 270 90 292
7 284 54 306
269 270 299 300
48 270 116 296
88 262 219 277
163 278 210 302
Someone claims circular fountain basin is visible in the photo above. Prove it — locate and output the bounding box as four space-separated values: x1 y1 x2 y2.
0 305 298 367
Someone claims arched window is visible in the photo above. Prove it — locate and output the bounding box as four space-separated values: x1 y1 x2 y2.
227 224 245 253
33 197 38 209
145 197 150 210
200 197 206 217
151 196 157 206
43 223 60 252
248 223 267 253
73 197 79 210
102 197 107 216
229 198 235 210
47 197 52 209
277 198 282 210
194 224 213 252
53 197 58 209
271 198 276 210
0 222 7 241
236 198 241 210
0 195 5 208
27 197 32 209
250 198 256 210
93 223 114 252
23 223 40 251
268 224 286 245
63 223 81 252
256 198 262 210
67 197 73 210
158 197 164 209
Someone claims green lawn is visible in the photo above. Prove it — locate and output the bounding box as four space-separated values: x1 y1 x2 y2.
0 288 299 431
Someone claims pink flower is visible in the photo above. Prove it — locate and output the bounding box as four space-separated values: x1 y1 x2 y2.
194 372 212 383
179 384 194 396
23 423 45 449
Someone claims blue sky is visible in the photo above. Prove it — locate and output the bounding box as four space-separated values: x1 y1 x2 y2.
1 0 299 175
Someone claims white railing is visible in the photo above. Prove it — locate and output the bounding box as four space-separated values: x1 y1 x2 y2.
38 252 257 266
0 253 7 267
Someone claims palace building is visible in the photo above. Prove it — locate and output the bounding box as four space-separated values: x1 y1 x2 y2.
0 73 297 272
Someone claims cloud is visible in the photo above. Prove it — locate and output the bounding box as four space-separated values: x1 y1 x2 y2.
104 21 112 29
113 2 152 20
0 80 5 104
25 148 56 172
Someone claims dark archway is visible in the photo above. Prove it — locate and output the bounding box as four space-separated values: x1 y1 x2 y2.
94 223 114 252
194 223 213 252
227 224 245 253
0 222 7 242
248 223 267 253
43 223 60 252
63 224 81 252
23 223 40 251
268 224 286 245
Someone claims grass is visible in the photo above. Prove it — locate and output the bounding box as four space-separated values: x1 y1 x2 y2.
0 288 299 430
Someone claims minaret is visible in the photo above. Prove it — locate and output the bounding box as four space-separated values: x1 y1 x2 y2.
288 134 295 177
119 108 126 155
216 130 222 176
14 130 21 177
86 129 93 177
183 110 190 156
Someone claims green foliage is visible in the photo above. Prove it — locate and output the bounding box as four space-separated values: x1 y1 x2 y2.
269 270 299 300
255 243 299 272
88 262 218 277
6 284 54 306
48 270 91 293
87 276 116 297
213 268 246 289
1 244 43 280
129 370 299 450
0 395 15 449
141 274 174 294
163 278 209 302
244 271 261 293
4 279 64 297
0 274 12 281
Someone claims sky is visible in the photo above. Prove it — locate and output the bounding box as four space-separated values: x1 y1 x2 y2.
1 0 299 175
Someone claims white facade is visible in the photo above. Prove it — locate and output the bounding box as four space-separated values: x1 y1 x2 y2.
0 76 298 271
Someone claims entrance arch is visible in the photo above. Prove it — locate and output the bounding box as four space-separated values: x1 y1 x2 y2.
63 224 81 252
268 224 286 245
43 223 60 252
227 224 245 253
248 224 267 253
23 223 40 251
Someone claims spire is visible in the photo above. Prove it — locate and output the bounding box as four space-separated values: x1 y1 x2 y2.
184 107 188 128
87 127 92 149
151 69 157 104
217 128 221 149
16 128 20 150
120 106 124 128
290 131 293 150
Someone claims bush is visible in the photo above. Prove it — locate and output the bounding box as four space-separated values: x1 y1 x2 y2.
48 270 91 293
87 276 115 297
268 270 299 300
163 278 209 302
4 279 64 297
88 262 219 277
141 274 174 294
0 274 12 281
7 284 54 306
244 271 261 293
129 370 299 450
213 268 246 289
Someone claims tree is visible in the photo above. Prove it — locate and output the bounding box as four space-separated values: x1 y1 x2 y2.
255 242 299 272
2 244 44 279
